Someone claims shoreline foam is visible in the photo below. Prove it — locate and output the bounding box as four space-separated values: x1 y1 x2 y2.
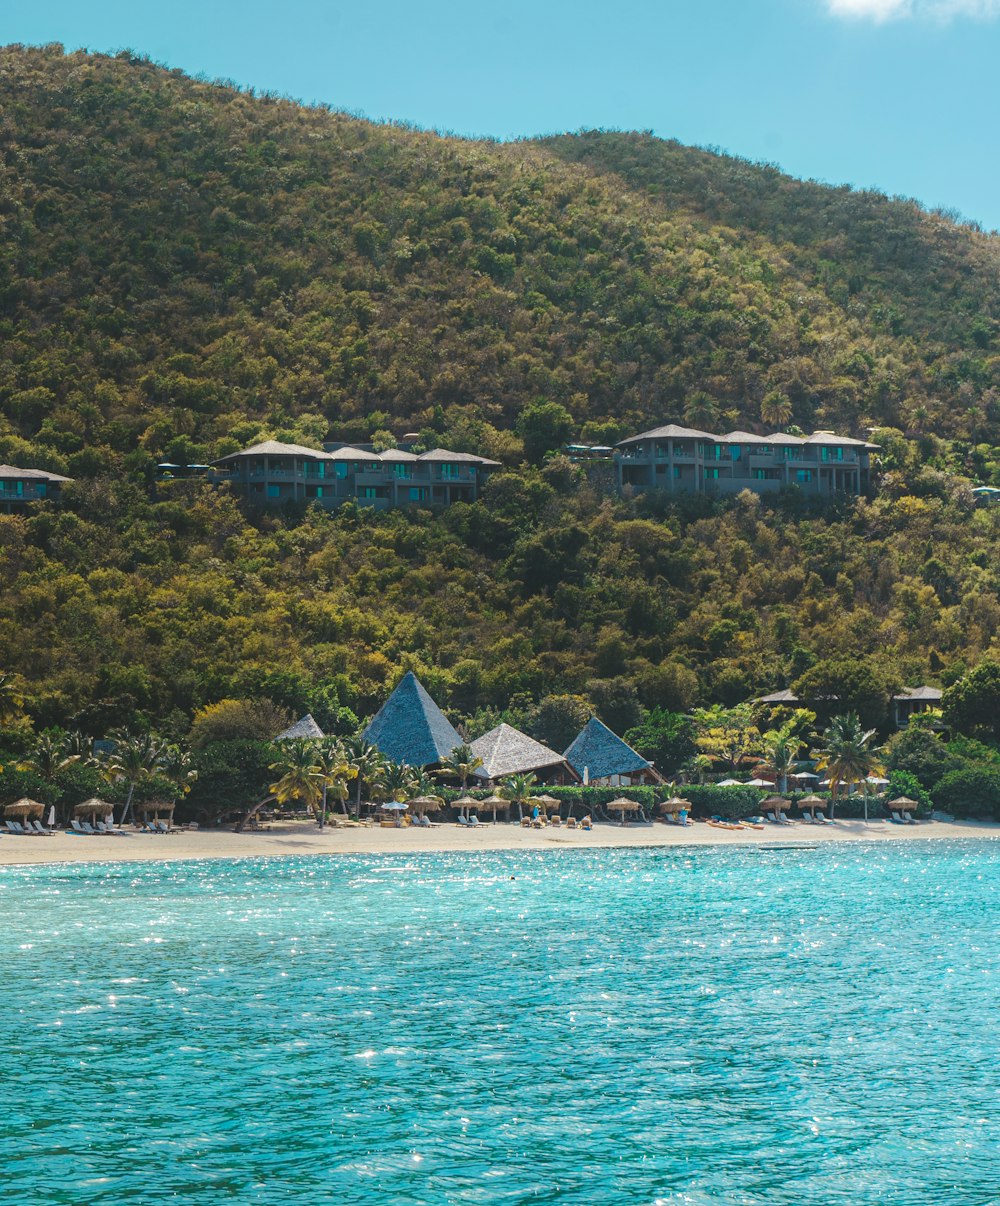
0 816 995 868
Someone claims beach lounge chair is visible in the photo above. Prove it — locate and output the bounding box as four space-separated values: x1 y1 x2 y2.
566 817 578 829
549 816 561 826
456 814 470 827
468 815 480 826
580 816 592 830
30 821 54 835
80 821 99 835
520 816 531 827
154 821 172 834
70 819 85 833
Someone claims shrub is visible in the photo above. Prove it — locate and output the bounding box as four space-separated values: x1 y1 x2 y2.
931 767 1000 819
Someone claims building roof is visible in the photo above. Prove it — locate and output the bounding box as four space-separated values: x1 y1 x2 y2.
470 723 568 780
617 423 715 446
892 686 943 702
275 714 325 740
378 448 419 462
214 440 332 464
757 688 800 704
417 448 502 466
325 446 382 462
362 671 465 767
563 717 652 780
0 465 72 482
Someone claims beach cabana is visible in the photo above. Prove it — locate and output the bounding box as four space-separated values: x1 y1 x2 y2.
275 714 325 741
761 794 791 823
658 796 691 824
136 801 176 829
479 794 508 824
797 794 828 823
470 723 578 784
564 717 662 786
362 671 475 771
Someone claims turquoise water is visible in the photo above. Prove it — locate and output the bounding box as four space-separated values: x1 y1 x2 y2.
1 841 997 1204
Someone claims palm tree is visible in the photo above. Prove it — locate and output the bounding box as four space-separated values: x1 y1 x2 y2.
500 772 537 820
103 731 164 825
760 390 793 429
269 742 325 822
813 713 884 819
0 673 24 727
382 761 419 802
16 732 80 782
757 733 804 794
343 735 385 815
313 739 356 828
160 744 198 798
437 743 484 791
683 391 719 430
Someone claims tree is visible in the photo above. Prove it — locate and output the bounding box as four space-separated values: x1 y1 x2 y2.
516 399 574 465
757 734 802 794
16 732 79 782
931 767 1000 819
437 743 483 791
812 712 883 815
692 703 762 772
0 673 25 728
942 661 1000 741
343 735 385 814
760 390 792 428
189 698 292 748
500 772 537 820
683 391 719 430
103 731 164 825
313 739 356 826
269 742 325 821
624 710 695 777
792 658 897 731
381 761 418 803
528 694 593 752
159 744 198 798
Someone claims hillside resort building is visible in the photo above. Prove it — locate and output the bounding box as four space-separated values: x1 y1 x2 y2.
615 424 877 497
211 441 500 510
0 465 71 511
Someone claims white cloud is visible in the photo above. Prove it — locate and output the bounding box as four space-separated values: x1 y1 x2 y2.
827 0 1000 20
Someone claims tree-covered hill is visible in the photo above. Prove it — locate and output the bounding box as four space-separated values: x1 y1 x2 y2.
0 42 998 482
0 44 999 749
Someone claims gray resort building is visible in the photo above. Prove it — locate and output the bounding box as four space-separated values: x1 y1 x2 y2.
615 424 877 498
0 465 71 511
211 441 500 511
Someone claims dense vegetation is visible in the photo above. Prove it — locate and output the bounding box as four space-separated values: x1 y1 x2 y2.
0 44 999 817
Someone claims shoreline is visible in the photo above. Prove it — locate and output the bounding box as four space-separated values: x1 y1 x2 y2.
0 817 996 868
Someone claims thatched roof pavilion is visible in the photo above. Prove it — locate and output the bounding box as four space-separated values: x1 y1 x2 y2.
362 671 473 769
564 718 662 785
407 795 444 812
136 800 176 819
4 798 44 819
470 723 576 783
607 796 642 824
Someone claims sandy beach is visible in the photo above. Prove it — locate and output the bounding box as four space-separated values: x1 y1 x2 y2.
0 816 995 867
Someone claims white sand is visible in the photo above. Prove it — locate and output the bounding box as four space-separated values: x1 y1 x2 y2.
0 816 995 867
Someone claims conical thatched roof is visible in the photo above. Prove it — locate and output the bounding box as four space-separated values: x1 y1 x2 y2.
407 795 444 810
136 800 176 817
362 671 465 767
564 718 652 781
470 723 568 780
660 796 691 809
889 796 919 807
275 714 325 741
761 795 789 807
799 794 826 805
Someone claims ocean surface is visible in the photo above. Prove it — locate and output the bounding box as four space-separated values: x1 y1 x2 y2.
1 840 997 1205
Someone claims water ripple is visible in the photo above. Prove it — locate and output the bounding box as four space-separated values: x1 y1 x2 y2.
1 841 997 1203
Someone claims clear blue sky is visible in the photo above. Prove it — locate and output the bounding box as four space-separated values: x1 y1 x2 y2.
5 0 999 231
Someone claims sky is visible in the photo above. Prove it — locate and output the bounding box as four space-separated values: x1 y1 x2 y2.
4 0 999 231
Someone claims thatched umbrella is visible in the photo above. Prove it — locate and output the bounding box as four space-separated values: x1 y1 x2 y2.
136 801 176 829
798 793 827 821
761 794 790 820
659 795 691 821
888 795 919 823
608 796 641 825
453 794 480 821
480 793 508 824
4 798 45 820
75 797 113 818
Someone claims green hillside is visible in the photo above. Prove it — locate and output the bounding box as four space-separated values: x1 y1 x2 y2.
0 43 999 749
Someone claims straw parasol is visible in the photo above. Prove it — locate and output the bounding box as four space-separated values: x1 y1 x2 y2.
608 796 641 824
4 798 45 820
888 796 918 807
407 795 443 812
480 793 508 823
798 793 827 820
136 800 175 820
75 798 113 817
453 794 480 819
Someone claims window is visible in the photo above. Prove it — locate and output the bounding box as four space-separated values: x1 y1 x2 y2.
267 484 281 498
359 486 379 499
409 487 425 502
796 469 812 484
786 447 801 460
822 446 844 462
704 467 720 480
440 463 459 479
730 446 741 462
393 464 411 479
758 445 772 456
672 466 682 479
335 463 348 479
